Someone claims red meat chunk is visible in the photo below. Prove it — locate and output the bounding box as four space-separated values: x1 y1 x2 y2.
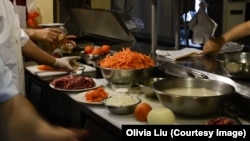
51 74 96 89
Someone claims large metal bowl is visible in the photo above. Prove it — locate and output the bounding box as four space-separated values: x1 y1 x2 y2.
152 78 235 117
97 65 156 83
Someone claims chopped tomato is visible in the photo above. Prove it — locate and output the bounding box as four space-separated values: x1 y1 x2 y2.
84 87 109 102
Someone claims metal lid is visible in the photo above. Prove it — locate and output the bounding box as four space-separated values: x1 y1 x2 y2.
69 8 135 42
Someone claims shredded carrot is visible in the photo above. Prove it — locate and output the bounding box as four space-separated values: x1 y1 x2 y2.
99 48 155 69
37 65 67 71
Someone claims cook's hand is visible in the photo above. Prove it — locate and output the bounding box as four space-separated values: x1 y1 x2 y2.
54 56 81 72
200 40 222 56
66 35 77 46
37 28 63 42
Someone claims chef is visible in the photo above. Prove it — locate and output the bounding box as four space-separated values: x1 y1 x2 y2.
0 0 80 95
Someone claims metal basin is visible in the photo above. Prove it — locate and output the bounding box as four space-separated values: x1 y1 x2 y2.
216 52 250 79
97 65 156 83
152 78 235 117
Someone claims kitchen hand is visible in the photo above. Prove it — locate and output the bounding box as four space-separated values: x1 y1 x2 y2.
54 56 80 72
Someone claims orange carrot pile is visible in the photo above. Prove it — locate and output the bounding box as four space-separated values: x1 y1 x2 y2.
99 48 155 69
85 87 109 102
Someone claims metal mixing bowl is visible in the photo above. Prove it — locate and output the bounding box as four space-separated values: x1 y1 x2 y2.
103 95 141 115
97 65 156 83
135 77 166 98
152 78 235 117
216 52 250 79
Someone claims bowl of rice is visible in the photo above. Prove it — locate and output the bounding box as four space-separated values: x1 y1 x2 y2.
103 94 141 115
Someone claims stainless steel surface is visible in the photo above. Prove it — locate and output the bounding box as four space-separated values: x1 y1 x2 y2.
103 96 141 115
152 78 235 117
135 77 166 98
97 65 156 83
216 52 250 79
174 0 180 50
151 0 157 57
69 8 135 43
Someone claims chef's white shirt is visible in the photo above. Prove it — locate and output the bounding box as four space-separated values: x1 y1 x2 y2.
0 59 19 103
0 0 29 96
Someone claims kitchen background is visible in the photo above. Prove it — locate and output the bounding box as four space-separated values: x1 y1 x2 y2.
35 0 250 47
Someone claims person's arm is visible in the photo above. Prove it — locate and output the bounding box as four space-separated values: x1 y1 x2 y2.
23 28 77 44
22 39 80 71
220 20 250 44
0 94 86 141
22 39 57 66
201 21 250 55
23 28 62 42
0 59 89 141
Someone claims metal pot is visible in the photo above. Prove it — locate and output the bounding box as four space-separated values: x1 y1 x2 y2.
152 78 235 117
216 52 250 79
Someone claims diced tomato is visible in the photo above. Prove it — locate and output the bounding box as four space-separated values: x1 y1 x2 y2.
84 87 109 102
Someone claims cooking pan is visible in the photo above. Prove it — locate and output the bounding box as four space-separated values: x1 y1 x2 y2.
152 78 235 117
216 52 250 79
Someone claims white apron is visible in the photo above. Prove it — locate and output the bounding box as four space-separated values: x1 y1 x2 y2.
0 0 29 95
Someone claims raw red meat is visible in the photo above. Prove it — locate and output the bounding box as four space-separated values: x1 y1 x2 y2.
205 117 238 125
51 74 96 89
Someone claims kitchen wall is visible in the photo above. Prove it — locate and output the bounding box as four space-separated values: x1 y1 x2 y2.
35 0 53 23
91 0 110 9
222 0 250 45
223 0 246 32
35 0 110 23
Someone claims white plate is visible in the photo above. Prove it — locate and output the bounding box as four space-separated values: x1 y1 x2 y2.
70 91 105 105
49 78 102 92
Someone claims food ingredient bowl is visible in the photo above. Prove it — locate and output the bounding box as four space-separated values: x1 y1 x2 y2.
110 80 133 93
135 77 166 98
60 42 75 54
152 78 235 117
97 65 156 83
103 94 141 115
216 52 250 79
